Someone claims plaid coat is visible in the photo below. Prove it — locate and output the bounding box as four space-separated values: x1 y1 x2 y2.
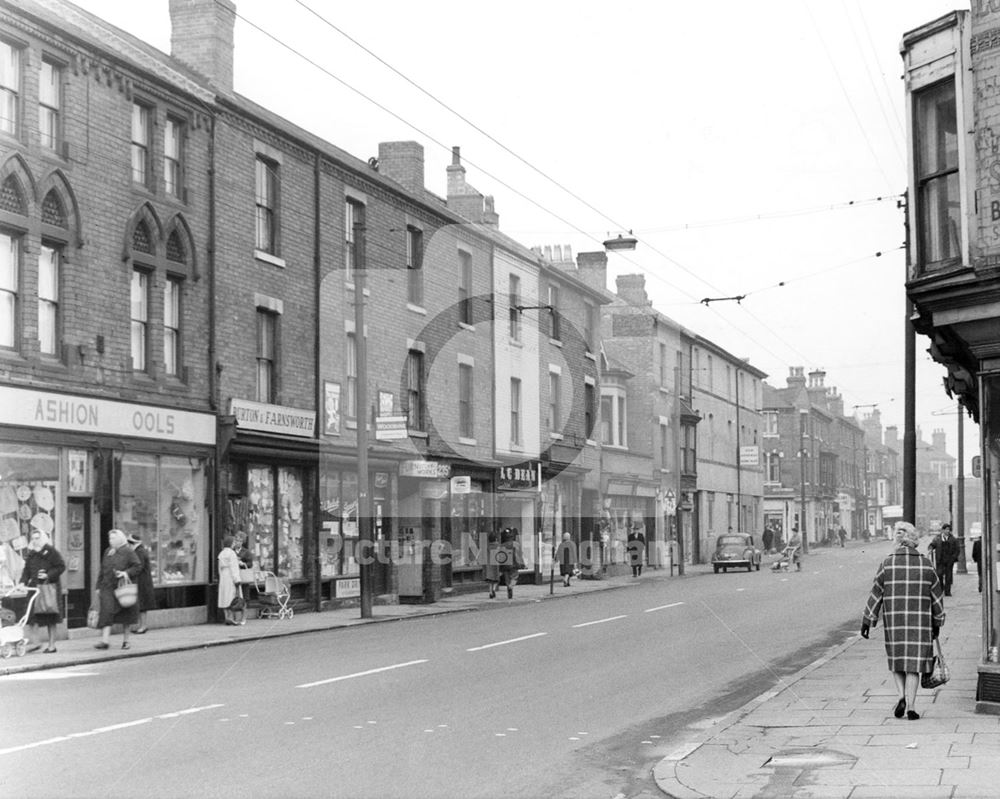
863 546 945 673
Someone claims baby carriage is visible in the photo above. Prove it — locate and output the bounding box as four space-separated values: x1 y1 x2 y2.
1 585 38 658
771 545 801 572
253 571 293 620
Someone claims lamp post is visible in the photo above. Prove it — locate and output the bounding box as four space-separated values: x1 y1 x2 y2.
957 402 967 573
799 408 809 554
735 370 741 533
353 221 373 620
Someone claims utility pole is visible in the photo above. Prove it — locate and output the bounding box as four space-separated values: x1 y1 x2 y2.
799 408 809 554
735 370 741 533
901 194 917 524
674 365 685 575
957 403 967 573
354 220 372 619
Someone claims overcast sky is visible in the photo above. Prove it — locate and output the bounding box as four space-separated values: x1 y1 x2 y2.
64 0 978 465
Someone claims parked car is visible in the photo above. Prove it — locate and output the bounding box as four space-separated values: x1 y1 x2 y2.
712 533 762 573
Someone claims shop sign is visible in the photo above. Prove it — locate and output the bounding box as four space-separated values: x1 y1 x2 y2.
400 460 451 479
497 462 538 491
0 385 215 444
375 415 408 441
230 398 315 437
739 446 760 467
335 578 360 598
451 476 471 494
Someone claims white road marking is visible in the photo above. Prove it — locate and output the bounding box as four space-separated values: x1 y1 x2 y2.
0 704 223 757
466 633 547 651
296 659 428 688
0 671 99 681
644 602 685 613
572 615 627 628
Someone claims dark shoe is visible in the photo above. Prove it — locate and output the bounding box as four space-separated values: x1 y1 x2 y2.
94 642 110 650
225 620 237 626
121 642 130 650
43 647 56 654
133 627 148 634
944 591 952 597
489 590 496 599
893 698 906 719
906 710 920 721
507 587 513 599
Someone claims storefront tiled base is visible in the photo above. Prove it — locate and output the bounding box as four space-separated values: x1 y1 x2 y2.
65 607 208 639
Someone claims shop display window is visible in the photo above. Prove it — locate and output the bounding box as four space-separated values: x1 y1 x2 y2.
246 465 305 579
319 469 359 577
449 483 491 568
116 454 207 585
0 445 59 586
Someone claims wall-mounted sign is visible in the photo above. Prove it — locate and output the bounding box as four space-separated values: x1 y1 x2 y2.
375 415 408 441
230 398 316 438
335 577 360 598
497 462 538 491
739 446 760 467
451 476 471 494
399 460 451 479
323 382 341 436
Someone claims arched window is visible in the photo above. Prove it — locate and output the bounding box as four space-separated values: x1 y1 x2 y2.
0 174 27 350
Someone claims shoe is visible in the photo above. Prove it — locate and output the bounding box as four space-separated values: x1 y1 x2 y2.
225 620 236 626
26 644 41 653
94 642 110 650
133 627 148 634
906 710 920 721
489 590 496 599
121 642 130 650
507 587 513 599
43 647 56 654
893 698 906 719
238 621 246 626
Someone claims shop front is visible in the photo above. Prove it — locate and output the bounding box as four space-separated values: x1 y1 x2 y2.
446 465 496 589
603 477 657 576
397 458 451 602
0 386 215 631
496 461 540 581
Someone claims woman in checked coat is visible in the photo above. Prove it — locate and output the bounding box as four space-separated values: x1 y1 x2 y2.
861 521 945 721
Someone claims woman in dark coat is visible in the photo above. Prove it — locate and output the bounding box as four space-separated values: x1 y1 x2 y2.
128 533 156 634
626 522 646 577
484 531 500 599
95 528 142 651
20 527 66 653
556 532 575 587
861 521 945 721
498 528 524 600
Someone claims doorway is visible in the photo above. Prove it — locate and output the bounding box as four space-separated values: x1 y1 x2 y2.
64 498 91 628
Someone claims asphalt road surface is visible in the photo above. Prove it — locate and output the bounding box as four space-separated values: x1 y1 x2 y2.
0 541 890 799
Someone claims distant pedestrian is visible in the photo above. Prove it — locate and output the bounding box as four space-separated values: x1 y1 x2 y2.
972 535 982 593
218 535 245 625
94 529 142 651
927 523 960 596
128 533 155 635
627 522 646 577
861 521 945 721
498 527 524 599
838 526 847 548
556 532 575 587
19 527 65 653
762 527 774 554
484 531 500 599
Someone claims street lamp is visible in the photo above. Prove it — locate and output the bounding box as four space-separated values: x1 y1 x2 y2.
602 232 638 252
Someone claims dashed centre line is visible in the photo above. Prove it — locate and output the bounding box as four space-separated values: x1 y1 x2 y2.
644 602 685 613
467 632 547 652
297 659 429 688
572 615 627 628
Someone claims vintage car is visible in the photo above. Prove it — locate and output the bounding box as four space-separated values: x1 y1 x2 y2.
712 533 762 573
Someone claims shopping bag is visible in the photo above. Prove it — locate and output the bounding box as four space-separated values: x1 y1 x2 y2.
35 583 60 615
921 639 950 689
239 567 257 585
114 574 138 608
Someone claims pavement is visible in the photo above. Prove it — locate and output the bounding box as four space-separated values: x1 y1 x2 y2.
3 544 996 799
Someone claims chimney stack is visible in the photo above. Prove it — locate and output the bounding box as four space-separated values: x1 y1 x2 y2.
169 0 236 93
576 251 608 292
377 141 425 196
615 274 651 306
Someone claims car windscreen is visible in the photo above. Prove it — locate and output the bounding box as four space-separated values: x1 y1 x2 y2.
717 537 748 546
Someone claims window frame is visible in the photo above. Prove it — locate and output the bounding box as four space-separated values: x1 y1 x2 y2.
600 387 628 448
458 250 473 325
131 101 152 186
163 275 182 377
39 57 62 152
458 362 474 438
547 283 560 341
255 155 279 255
584 381 596 442
37 242 60 356
0 39 21 137
0 229 20 350
163 116 184 199
406 349 425 431
510 377 522 446
256 309 276 403
346 332 357 419
345 198 365 282
130 267 150 372
583 302 596 353
508 273 521 342
406 225 423 306
548 369 561 431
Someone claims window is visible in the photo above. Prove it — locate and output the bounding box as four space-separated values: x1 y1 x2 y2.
0 231 18 348
38 244 59 356
583 302 595 352
682 423 697 473
584 382 596 440
660 423 669 467
707 355 713 391
548 371 561 431
600 388 627 447
510 378 522 445
345 333 357 418
0 41 20 135
163 277 181 376
600 396 613 445
459 363 474 438
764 411 778 435
39 59 61 150
163 117 183 198
659 343 668 387
914 79 960 268
130 269 149 371
765 452 781 483
131 103 151 185
406 350 424 430
508 273 521 341
255 156 279 253
406 226 423 306
345 199 364 281
256 310 276 402
458 251 472 325
617 396 627 446
548 284 560 341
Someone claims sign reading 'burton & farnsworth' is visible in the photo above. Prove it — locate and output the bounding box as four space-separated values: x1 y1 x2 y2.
229 398 316 437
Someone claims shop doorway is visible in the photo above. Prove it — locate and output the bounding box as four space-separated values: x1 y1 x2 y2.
64 498 92 628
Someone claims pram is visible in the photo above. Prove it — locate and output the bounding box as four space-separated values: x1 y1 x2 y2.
771 545 801 572
253 571 293 620
1 586 38 658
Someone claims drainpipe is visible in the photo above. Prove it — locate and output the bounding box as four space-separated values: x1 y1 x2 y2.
313 149 323 612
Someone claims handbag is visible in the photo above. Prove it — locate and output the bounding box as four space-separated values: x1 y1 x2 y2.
87 591 100 629
239 567 257 585
34 583 60 615
921 638 950 689
114 574 139 608
229 591 246 611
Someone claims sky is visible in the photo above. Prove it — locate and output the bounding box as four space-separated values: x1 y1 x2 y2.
63 0 978 467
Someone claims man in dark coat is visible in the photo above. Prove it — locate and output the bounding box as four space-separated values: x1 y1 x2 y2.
972 535 983 593
927 523 960 596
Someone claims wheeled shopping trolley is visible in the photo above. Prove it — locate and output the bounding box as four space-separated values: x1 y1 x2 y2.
253 571 293 620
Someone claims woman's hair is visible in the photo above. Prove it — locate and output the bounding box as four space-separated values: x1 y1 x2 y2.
894 521 919 548
222 535 235 549
108 528 126 546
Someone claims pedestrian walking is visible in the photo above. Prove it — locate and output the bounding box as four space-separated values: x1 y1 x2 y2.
484 531 500 599
861 521 945 721
627 521 646 577
128 533 156 634
972 534 982 593
556 532 575 587
18 526 65 653
838 526 847 548
499 527 524 599
218 535 245 625
94 529 142 651
927 523 960 596
762 526 774 555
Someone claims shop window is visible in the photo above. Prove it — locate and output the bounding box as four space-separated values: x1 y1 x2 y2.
0 445 59 583
0 230 19 349
131 102 151 186
449 483 491 568
39 58 61 151
319 468 359 578
0 40 20 136
116 454 208 585
37 243 59 356
245 465 305 578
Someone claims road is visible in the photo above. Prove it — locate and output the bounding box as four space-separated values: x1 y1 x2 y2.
0 542 890 798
